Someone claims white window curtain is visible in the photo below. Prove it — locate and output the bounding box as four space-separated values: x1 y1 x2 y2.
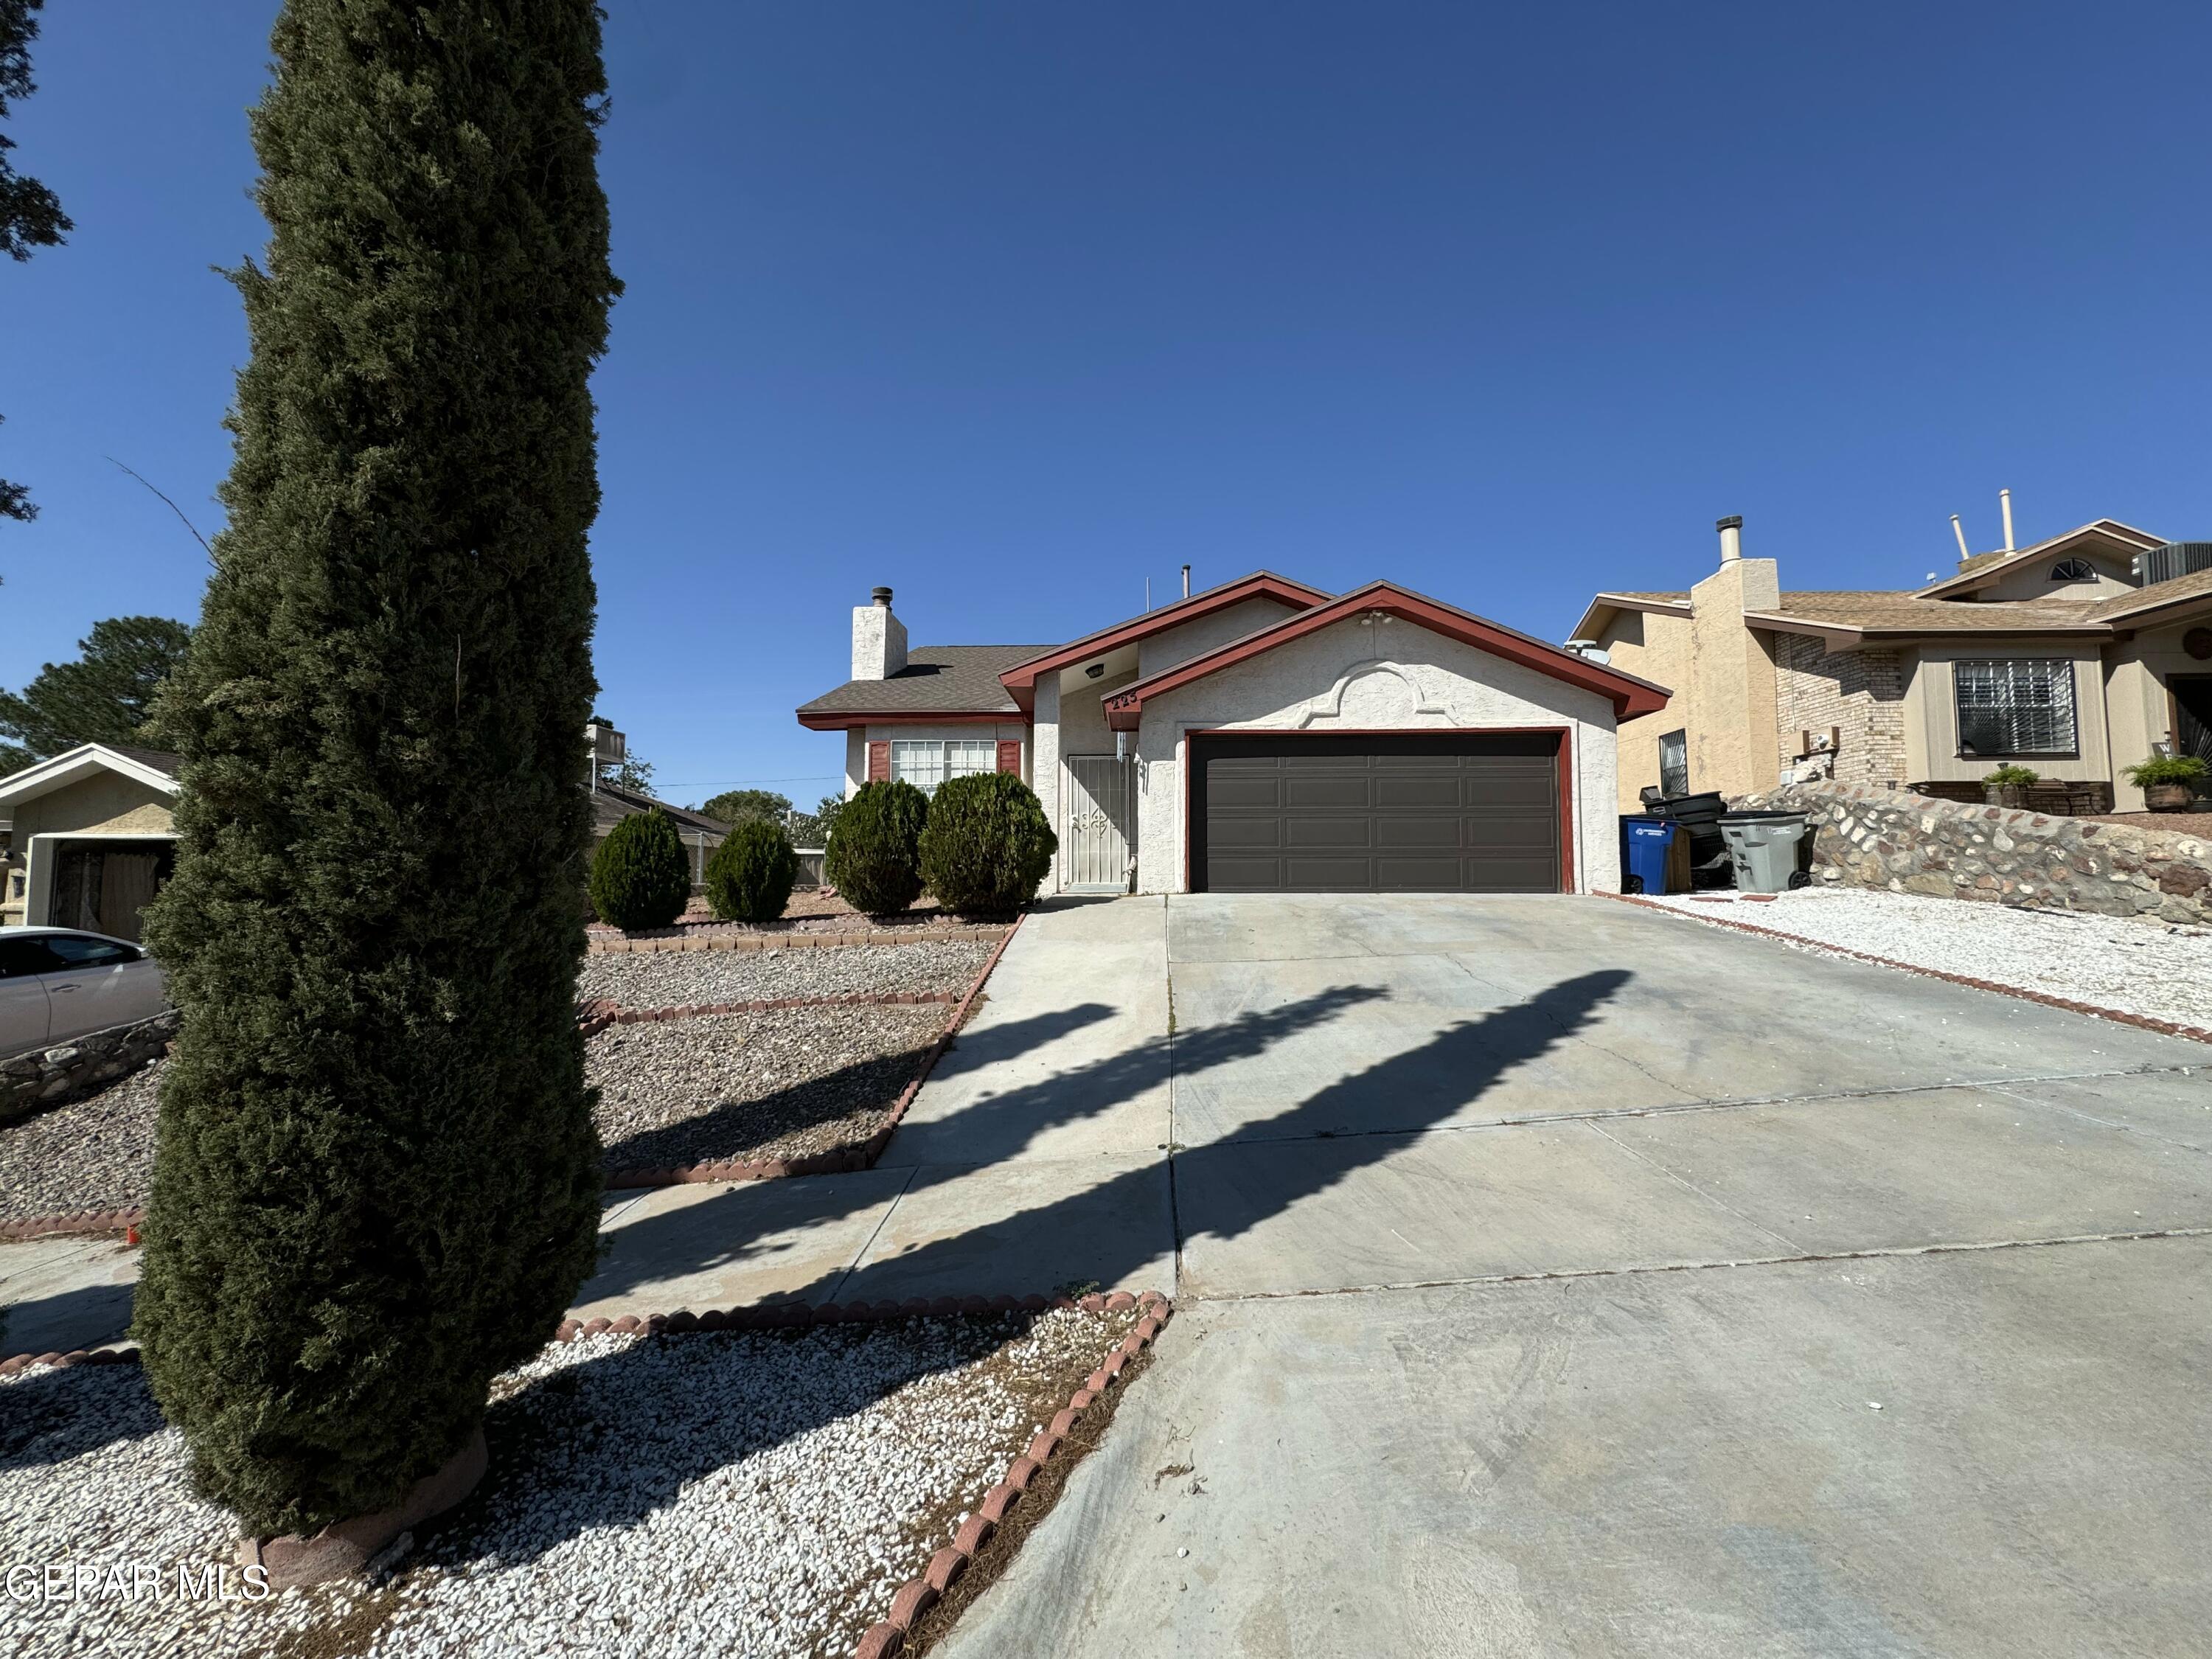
1954 660 2077 757
891 738 998 794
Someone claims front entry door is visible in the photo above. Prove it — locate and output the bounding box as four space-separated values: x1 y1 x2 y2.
2173 676 2212 767
1062 755 1135 891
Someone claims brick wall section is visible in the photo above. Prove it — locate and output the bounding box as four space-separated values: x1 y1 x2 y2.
1747 781 2212 926
1773 636 1907 788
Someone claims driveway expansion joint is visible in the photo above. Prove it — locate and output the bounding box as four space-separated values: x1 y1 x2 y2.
1182 1225 2212 1307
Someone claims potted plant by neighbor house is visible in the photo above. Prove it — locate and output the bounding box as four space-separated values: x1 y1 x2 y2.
2121 754 2211 813
918 772 1057 917
704 818 799 923
824 779 930 915
1982 764 2039 809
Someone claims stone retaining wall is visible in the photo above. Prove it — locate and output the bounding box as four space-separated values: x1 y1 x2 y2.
1743 782 2212 927
1 1011 178 1124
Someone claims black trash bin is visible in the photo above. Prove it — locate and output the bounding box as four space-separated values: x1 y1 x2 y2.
1644 790 1734 888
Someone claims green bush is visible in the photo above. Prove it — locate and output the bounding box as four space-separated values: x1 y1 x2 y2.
2121 754 2210 787
1983 764 2040 786
705 818 798 922
591 811 694 930
134 0 614 1538
919 772 1057 917
824 780 929 914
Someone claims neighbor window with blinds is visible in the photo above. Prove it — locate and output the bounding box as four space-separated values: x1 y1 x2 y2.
1953 658 2077 756
890 737 995 793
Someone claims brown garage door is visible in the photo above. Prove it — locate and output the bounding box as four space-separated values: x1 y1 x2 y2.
1191 732 1565 893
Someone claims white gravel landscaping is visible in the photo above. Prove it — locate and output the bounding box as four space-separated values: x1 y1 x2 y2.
578 940 995 1010
1645 886 2212 1033
0 1307 1135 1659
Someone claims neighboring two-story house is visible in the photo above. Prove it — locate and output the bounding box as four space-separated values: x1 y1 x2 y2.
1572 515 2212 815
798 575 1669 897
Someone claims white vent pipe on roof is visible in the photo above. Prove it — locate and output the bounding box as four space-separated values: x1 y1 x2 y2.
2000 489 2016 552
1951 515 1972 561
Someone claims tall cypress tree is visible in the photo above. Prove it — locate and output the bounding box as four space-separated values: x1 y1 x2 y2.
136 0 618 1536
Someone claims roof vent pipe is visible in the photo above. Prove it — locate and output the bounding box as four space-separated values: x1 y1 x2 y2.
1181 564 1191 598
2000 489 2015 552
1951 515 1972 561
1716 515 1743 564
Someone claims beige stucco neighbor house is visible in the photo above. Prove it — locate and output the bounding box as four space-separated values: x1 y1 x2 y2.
1571 516 2212 815
798 575 1669 896
0 742 181 941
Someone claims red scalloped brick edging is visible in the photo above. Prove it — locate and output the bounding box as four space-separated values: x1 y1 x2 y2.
1606 891 2212 1046
586 923 1012 957
601 914 1027 1192
0 1342 141 1375
848 1291 1172 1659
0 1206 145 1244
577 989 959 1039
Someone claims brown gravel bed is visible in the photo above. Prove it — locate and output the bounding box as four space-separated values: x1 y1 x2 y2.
577 940 995 1011
0 1059 164 1223
587 1003 947 1173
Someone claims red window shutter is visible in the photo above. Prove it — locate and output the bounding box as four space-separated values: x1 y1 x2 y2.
996 740 1022 775
866 741 890 783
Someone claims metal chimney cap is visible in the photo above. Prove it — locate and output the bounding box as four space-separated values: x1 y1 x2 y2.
871 586 893 606
1714 515 1744 532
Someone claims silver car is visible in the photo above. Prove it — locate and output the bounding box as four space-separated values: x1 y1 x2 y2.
0 927 170 1060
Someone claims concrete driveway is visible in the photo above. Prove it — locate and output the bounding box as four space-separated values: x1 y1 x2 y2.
941 892 2212 1659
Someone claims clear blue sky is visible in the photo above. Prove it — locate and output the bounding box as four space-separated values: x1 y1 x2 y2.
7 2 2209 807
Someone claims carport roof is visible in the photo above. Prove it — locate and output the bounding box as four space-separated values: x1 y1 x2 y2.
1101 580 1674 729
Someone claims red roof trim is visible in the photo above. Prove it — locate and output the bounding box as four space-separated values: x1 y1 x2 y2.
1101 581 1672 728
797 711 1023 731
996 572 1332 711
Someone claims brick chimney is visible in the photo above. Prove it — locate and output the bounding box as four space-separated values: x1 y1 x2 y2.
852 586 907 681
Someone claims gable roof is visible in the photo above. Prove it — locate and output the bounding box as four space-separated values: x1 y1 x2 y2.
1570 590 1694 641
2087 564 2212 625
590 780 731 838
796 645 1050 729
1910 519 2164 599
0 742 183 807
996 571 1332 712
1101 580 1671 730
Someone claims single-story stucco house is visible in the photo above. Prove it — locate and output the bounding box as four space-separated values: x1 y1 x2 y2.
0 742 181 941
0 726 725 941
798 574 1669 896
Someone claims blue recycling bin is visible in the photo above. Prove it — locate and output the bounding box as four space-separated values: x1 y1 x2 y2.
1619 815 1680 895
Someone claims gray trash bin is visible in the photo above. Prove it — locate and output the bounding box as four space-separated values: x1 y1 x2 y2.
1718 810 1812 893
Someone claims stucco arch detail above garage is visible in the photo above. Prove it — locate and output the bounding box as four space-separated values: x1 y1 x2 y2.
1294 657 1453 728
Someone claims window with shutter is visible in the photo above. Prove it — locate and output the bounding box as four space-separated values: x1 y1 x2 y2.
1953 660 2077 757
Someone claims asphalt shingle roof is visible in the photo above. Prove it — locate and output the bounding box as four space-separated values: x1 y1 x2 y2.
797 645 1051 717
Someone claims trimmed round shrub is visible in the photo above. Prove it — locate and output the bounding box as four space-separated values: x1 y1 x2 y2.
590 810 693 930
824 779 929 914
919 772 1057 917
705 818 798 922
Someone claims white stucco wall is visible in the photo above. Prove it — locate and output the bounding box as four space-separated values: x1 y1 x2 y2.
1136 597 1307 678
1129 616 1621 894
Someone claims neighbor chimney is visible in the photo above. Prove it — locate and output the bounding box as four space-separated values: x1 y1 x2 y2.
852 586 908 681
2000 488 2016 552
1716 515 1743 564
